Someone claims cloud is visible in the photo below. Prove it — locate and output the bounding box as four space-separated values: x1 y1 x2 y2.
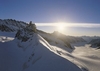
36 23 100 28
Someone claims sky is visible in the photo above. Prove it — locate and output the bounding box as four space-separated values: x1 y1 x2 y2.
0 0 100 36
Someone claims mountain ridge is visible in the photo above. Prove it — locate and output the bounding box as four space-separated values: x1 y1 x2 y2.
0 23 81 71
0 19 27 32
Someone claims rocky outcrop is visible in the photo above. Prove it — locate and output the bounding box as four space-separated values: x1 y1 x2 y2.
15 21 37 42
26 21 37 32
0 25 13 32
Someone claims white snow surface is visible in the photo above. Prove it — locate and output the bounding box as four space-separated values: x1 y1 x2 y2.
0 32 15 42
0 32 81 71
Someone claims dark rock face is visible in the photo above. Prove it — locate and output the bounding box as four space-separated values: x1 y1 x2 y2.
15 29 29 42
15 22 37 42
0 25 13 32
26 21 37 33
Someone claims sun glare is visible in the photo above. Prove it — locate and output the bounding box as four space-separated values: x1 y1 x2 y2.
56 23 66 33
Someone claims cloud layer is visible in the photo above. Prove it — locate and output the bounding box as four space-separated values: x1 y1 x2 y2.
36 23 100 28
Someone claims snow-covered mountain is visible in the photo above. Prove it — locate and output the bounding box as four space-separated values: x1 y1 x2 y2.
0 19 27 32
0 22 81 71
81 36 100 49
1 19 100 71
82 36 100 42
89 39 100 49
0 19 86 49
38 30 86 49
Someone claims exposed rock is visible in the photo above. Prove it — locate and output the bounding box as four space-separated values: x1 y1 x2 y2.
0 25 13 32
89 39 100 49
15 21 37 42
15 29 30 42
26 21 37 33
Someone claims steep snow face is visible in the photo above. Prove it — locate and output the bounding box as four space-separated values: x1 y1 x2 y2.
0 28 81 71
0 19 27 32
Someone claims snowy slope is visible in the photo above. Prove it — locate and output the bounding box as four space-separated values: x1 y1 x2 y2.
0 27 81 71
0 31 15 42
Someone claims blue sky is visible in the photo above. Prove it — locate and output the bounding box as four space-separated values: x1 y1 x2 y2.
0 0 100 36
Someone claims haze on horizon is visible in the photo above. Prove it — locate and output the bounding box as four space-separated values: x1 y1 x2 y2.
36 23 100 36
0 0 100 36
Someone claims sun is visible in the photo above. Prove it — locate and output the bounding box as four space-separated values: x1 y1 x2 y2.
56 23 66 33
